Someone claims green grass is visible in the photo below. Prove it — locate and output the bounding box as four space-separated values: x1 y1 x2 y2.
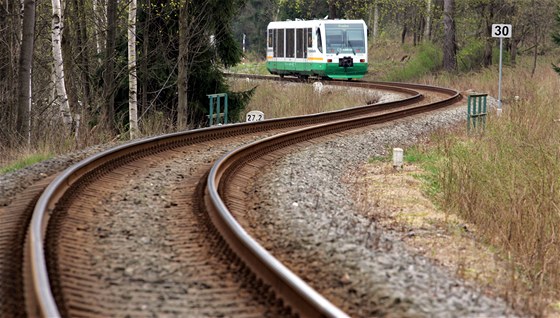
409 57 560 313
227 60 269 75
404 145 444 199
0 153 52 175
383 43 442 82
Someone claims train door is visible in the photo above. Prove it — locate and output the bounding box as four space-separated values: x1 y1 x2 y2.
306 28 312 74
285 28 295 73
277 28 285 74
295 28 305 75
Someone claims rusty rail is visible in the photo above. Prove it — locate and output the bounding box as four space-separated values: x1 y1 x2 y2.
26 78 461 317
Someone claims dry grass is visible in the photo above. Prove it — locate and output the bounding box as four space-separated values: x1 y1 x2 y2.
3 44 560 316
229 79 381 119
411 55 560 315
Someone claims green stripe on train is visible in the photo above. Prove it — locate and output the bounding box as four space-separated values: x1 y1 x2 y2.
266 61 367 79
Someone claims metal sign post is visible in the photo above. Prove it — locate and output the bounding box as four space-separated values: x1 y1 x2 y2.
491 24 512 115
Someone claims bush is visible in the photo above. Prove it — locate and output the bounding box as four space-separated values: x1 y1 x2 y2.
457 39 485 72
384 43 442 82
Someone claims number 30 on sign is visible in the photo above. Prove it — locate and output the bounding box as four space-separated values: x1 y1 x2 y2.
491 24 512 38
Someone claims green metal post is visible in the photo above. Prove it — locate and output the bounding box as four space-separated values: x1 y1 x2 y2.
467 93 488 132
467 95 471 131
482 95 487 128
224 94 228 124
207 93 229 126
216 96 221 124
209 96 214 126
474 97 479 128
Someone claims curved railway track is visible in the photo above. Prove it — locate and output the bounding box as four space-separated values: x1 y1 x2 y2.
0 76 462 317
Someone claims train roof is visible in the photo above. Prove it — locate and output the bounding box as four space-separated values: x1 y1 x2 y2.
267 19 366 29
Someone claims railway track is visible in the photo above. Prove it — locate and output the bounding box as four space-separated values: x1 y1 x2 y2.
0 76 461 317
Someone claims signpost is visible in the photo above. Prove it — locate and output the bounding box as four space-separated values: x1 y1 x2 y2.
491 24 511 115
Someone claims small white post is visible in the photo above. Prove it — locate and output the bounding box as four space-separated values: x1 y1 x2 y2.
393 148 403 170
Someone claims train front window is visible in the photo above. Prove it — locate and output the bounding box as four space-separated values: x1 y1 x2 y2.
325 23 365 54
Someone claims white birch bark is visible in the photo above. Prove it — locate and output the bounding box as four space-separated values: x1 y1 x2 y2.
52 0 73 130
373 3 379 40
128 0 139 139
93 0 101 57
425 0 432 39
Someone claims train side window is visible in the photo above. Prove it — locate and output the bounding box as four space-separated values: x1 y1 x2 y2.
273 29 277 57
278 29 285 58
286 28 295 58
316 28 323 53
307 28 312 48
296 28 304 58
267 29 272 48
303 29 307 58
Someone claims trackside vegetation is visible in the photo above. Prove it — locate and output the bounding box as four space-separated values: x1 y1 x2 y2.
0 153 52 175
404 57 560 314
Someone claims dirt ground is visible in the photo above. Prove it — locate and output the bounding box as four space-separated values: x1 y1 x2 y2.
351 161 560 317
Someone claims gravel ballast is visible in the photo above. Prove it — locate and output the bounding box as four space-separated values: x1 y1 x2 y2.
0 90 523 316
244 98 523 317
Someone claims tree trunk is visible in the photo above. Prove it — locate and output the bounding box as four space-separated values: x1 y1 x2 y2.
52 0 73 131
93 0 101 58
327 0 337 19
103 0 117 133
482 2 494 67
0 0 20 145
17 0 35 145
128 0 138 138
531 0 538 77
510 37 519 66
509 3 517 66
177 0 189 129
443 0 457 71
141 0 151 118
424 0 432 40
368 2 379 41
401 23 407 44
75 0 91 111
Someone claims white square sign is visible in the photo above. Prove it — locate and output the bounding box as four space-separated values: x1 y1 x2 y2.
491 24 512 38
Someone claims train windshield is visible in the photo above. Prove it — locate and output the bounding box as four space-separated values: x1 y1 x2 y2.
325 23 365 54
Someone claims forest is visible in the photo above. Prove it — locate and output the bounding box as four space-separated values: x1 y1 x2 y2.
0 0 559 151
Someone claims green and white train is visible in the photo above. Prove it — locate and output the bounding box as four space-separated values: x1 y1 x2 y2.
266 19 368 80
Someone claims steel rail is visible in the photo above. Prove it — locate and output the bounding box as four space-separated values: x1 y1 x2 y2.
225 72 459 97
27 77 460 317
206 87 461 317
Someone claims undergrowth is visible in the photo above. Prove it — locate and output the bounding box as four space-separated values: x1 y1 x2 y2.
0 152 52 175
406 57 560 316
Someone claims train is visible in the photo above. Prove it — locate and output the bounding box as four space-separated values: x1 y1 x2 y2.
266 19 368 80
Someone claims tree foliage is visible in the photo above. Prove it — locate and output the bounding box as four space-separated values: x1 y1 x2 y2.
1 0 560 149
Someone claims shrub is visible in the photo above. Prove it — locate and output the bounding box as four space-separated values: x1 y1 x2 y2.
384 43 442 82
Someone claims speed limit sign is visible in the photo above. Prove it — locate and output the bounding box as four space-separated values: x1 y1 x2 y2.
491 24 512 38
492 23 512 114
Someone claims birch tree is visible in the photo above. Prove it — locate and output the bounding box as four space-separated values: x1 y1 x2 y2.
370 2 379 40
128 0 138 139
52 0 73 131
424 0 432 39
